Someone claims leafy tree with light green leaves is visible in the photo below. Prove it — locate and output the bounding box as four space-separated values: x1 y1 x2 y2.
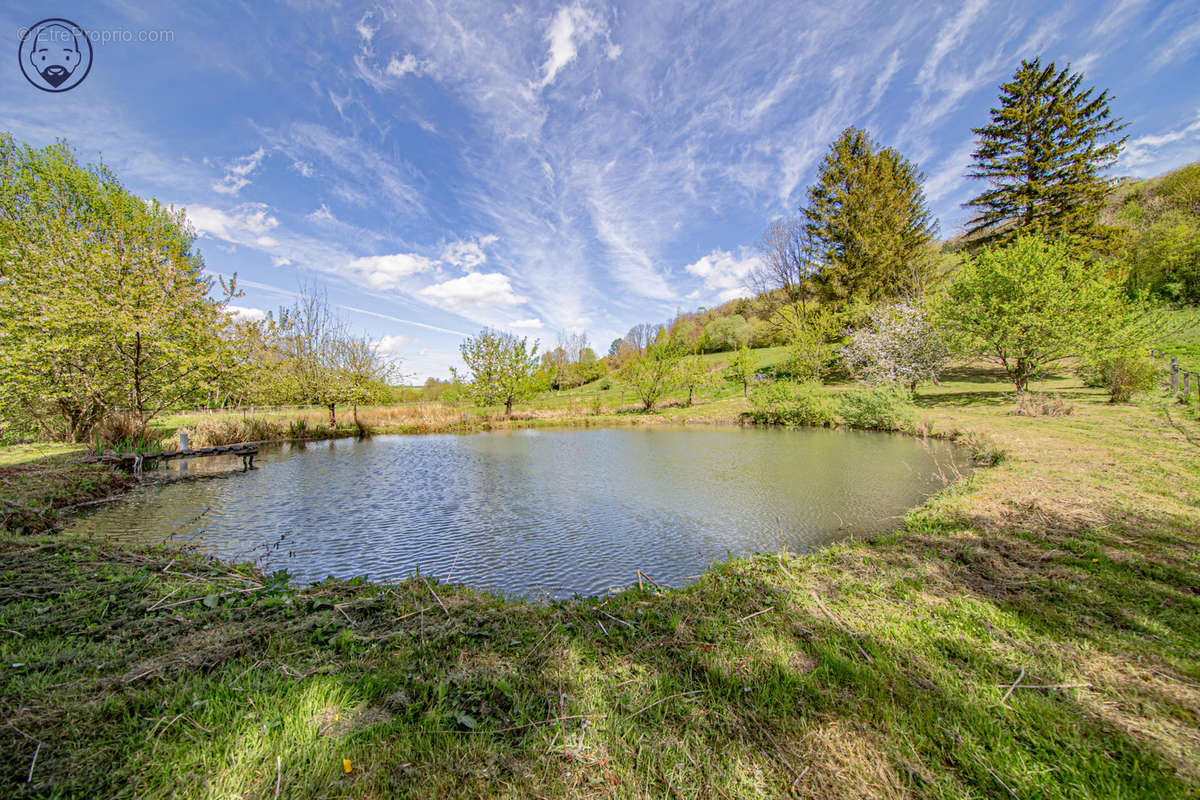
965 58 1127 249
932 234 1131 393
460 329 541 415
677 355 715 406
618 335 685 411
804 127 937 302
0 134 232 442
724 346 755 398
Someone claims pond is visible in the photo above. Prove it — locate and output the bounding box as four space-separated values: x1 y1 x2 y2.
67 426 968 599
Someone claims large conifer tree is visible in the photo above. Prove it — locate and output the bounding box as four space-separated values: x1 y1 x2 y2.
965 58 1127 248
803 127 937 302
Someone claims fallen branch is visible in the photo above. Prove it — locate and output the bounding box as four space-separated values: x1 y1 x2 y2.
625 690 705 720
811 592 874 664
423 577 449 617
1001 668 1025 704
737 606 774 624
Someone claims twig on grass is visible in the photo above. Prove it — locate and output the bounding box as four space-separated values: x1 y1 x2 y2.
422 577 449 616
1001 668 1025 704
737 606 774 624
274 756 282 799
811 592 874 664
624 690 704 720
27 741 40 783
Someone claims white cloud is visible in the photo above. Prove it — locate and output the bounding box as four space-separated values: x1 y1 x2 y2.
440 234 498 269
187 203 279 241
916 0 989 87
228 305 266 322
356 11 378 43
416 272 526 315
212 148 266 196
307 204 336 223
375 334 414 361
535 5 607 89
386 53 431 78
1150 21 1200 72
684 249 759 303
347 253 438 290
271 256 292 267
1119 110 1200 171
508 318 545 330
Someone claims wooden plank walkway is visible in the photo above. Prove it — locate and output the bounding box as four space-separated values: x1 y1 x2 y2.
89 443 259 472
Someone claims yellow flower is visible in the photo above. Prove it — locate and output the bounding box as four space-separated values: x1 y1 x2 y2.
343 759 352 774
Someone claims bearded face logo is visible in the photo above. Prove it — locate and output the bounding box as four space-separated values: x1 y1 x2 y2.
19 19 92 92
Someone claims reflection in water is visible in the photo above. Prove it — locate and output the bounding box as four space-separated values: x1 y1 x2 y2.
67 427 968 599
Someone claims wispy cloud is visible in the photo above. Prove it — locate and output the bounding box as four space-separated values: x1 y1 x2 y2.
211 148 266 196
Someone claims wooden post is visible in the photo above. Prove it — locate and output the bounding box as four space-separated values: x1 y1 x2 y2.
1185 371 1192 397
1170 357 1179 396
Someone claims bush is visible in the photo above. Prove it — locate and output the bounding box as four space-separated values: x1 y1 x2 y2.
1099 354 1161 402
749 381 838 426
837 385 915 431
599 377 613 390
1012 392 1074 417
183 416 285 447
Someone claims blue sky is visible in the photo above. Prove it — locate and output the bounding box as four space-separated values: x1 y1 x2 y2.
3 1 1198 379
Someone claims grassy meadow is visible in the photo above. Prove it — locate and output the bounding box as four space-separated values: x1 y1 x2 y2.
2 359 1199 798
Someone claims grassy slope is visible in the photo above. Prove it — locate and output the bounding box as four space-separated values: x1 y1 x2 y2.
2 365 1199 799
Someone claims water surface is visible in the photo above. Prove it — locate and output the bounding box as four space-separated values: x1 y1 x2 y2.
68 426 967 599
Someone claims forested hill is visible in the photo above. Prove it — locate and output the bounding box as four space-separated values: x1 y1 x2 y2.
1104 160 1200 302
659 159 1200 356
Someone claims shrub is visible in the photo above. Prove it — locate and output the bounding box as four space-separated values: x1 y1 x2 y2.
599 377 613 390
958 431 1007 466
1098 354 1161 403
749 381 838 426
183 417 285 447
1012 392 1074 417
837 385 915 431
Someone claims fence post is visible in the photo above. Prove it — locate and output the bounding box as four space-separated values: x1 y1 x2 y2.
1170 357 1179 396
1185 371 1192 398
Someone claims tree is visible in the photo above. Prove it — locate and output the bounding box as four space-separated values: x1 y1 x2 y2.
724 346 755 398
804 127 937 302
608 338 624 357
932 234 1123 392
677 355 715 406
623 323 659 353
0 135 231 442
842 300 949 393
965 58 1127 248
701 315 753 352
459 329 540 415
618 336 684 410
340 334 398 425
274 288 352 428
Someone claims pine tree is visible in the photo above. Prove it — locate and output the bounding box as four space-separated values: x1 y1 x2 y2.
803 127 937 302
965 58 1127 248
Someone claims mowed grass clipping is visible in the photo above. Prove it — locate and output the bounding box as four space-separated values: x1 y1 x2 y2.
1 364 1199 798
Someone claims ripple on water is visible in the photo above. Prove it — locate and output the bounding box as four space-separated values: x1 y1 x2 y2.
67 427 969 599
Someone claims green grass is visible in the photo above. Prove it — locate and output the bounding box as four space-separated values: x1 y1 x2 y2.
1155 308 1200 372
2 363 1199 798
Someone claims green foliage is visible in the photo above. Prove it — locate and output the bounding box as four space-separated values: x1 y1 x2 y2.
676 355 715 405
1110 163 1200 302
723 346 755 398
778 305 839 381
966 58 1127 249
932 235 1127 392
459 330 541 415
1088 353 1162 403
804 127 937 301
617 336 685 410
0 134 232 442
748 380 838 426
837 384 915 431
701 314 752 352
